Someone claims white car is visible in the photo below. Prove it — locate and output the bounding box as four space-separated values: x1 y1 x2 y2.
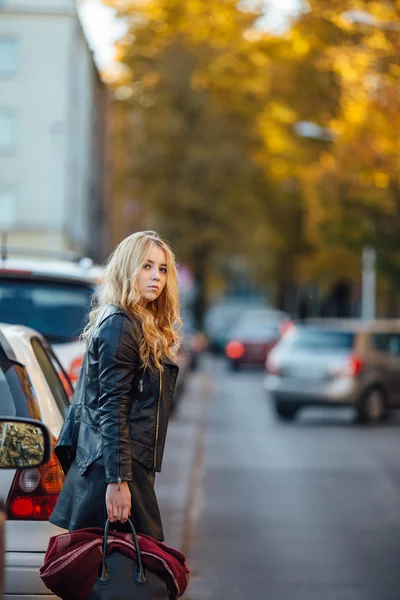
0 256 102 389
0 323 71 599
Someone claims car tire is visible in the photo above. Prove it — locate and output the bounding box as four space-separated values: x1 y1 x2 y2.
357 387 387 423
274 401 299 421
189 354 198 371
229 360 240 372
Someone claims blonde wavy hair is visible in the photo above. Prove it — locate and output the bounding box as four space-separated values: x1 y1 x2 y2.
83 231 181 371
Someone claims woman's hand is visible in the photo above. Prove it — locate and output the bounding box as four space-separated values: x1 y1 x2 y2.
106 481 131 523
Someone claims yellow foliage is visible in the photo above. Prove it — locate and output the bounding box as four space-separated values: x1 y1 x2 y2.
343 101 367 125
374 171 390 189
358 171 373 186
261 122 291 155
292 35 310 57
105 0 400 298
366 32 393 52
249 51 269 67
142 71 160 88
267 102 297 124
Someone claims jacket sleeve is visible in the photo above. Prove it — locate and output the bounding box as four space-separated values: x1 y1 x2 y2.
97 313 139 483
54 352 88 475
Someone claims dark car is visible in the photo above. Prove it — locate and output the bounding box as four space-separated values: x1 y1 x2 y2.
225 309 289 371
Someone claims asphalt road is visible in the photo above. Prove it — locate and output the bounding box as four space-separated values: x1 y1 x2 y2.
156 355 400 600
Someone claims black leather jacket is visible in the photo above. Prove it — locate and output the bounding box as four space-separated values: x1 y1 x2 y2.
55 304 179 483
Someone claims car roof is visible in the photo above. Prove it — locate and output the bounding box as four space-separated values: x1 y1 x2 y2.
0 322 45 343
237 308 290 322
0 257 102 285
0 322 45 365
299 318 400 334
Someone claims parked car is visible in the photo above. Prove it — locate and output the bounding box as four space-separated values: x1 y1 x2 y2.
204 299 267 354
0 255 101 387
265 319 400 423
171 310 200 408
0 323 71 599
180 308 207 371
225 308 290 371
0 417 51 599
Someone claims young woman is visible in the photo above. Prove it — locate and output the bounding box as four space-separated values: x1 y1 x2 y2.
50 231 181 541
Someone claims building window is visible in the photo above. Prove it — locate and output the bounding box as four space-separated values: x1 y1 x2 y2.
0 110 17 151
0 185 17 230
0 37 18 76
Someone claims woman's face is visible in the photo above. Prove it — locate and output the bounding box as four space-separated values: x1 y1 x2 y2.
138 244 168 306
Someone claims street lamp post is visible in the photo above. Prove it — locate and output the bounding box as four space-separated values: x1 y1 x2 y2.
340 10 400 32
340 8 399 321
361 246 376 320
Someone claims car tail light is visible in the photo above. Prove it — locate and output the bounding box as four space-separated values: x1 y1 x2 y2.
0 269 32 275
68 356 83 385
225 341 245 359
331 353 364 379
345 353 364 377
7 436 65 521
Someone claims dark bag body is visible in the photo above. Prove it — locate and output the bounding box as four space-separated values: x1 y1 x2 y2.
88 519 169 600
88 553 169 600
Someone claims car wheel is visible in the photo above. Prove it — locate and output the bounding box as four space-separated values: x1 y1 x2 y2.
189 354 198 371
357 387 386 423
274 401 299 421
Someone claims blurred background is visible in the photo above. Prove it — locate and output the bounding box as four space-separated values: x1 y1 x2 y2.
2 0 399 327
1 2 400 599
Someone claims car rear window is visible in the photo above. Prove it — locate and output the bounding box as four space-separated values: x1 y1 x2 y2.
371 333 400 354
0 278 94 343
0 345 41 419
31 337 71 418
287 328 355 350
232 321 280 341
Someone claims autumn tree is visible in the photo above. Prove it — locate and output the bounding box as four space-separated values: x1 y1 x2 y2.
288 0 400 314
103 0 287 319
104 0 400 318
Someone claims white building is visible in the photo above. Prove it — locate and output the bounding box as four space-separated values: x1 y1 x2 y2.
0 0 109 260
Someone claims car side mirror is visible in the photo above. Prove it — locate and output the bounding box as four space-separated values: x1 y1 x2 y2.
0 417 51 469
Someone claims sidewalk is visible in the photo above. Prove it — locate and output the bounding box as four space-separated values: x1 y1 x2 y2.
155 361 213 558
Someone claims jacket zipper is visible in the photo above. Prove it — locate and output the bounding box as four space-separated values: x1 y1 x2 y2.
153 372 162 469
118 444 121 489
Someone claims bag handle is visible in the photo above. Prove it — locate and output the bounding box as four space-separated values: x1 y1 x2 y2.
97 518 147 585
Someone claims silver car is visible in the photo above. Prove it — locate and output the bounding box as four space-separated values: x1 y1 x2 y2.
0 416 52 599
264 320 400 423
0 323 70 599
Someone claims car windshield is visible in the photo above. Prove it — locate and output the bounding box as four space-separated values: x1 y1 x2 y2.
0 279 94 343
287 328 354 350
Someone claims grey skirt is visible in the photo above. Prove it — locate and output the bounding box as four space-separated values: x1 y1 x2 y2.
49 456 164 541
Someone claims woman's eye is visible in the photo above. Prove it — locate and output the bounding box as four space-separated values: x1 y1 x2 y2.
160 268 167 274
